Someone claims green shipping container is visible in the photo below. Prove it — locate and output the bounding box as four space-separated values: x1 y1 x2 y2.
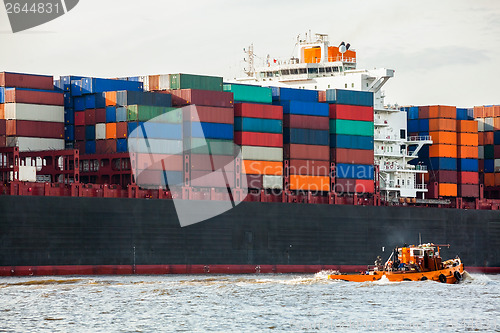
127 105 182 123
188 138 235 156
169 73 223 92
330 119 374 137
223 84 272 104
484 145 495 159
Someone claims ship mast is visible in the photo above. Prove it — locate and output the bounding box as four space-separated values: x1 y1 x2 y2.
244 44 255 77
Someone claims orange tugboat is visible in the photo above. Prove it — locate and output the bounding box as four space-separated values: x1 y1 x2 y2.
328 243 464 284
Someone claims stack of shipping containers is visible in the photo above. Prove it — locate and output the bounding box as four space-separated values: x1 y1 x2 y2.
275 88 330 193
474 105 500 197
1 72 64 151
456 108 479 198
326 89 375 194
417 105 458 198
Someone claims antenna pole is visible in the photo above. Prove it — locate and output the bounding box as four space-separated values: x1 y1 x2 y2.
419 233 422 245
245 43 255 77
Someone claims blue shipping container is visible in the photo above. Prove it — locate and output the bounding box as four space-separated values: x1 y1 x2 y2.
64 93 72 108
336 164 374 180
81 78 143 95
106 107 117 123
61 76 86 92
408 120 419 133
484 159 495 173
458 159 479 172
116 107 127 122
325 89 374 107
271 87 319 103
234 117 282 134
116 90 172 107
494 131 500 145
71 80 83 97
408 107 419 120
284 128 329 146
116 138 128 152
73 96 86 111
279 100 329 117
129 122 182 140
85 126 95 140
456 108 468 120
330 134 374 150
84 93 106 109
65 109 75 125
64 125 74 141
85 141 96 154
0 87 4 103
419 119 429 132
428 157 457 171
188 122 234 140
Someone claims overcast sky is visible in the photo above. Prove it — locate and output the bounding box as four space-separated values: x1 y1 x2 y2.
1 0 499 107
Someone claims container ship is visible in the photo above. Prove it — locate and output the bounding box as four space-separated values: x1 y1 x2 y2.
1 33 499 276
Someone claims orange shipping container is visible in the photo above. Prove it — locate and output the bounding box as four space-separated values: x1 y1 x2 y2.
104 91 117 106
429 131 457 145
429 119 456 132
457 120 478 133
0 104 4 119
106 123 117 139
484 106 494 118
478 132 484 146
484 132 494 145
429 144 457 158
494 117 500 131
484 173 495 187
473 106 484 118
457 146 478 159
243 160 282 175
438 183 457 197
289 175 330 192
457 133 478 146
428 105 456 119
496 173 500 186
148 75 160 91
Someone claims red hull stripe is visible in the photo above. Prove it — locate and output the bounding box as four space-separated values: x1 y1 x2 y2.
0 265 499 276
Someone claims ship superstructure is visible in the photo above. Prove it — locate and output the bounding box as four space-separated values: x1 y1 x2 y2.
236 32 431 200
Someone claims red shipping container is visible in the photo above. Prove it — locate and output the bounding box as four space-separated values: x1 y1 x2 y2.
425 170 458 183
0 136 5 147
418 106 429 119
335 178 355 193
331 148 374 165
285 144 329 161
288 159 330 176
495 146 500 159
132 153 183 171
96 140 108 154
116 122 128 139
190 154 235 171
5 120 63 139
0 119 5 134
95 108 107 123
74 140 85 154
283 114 329 130
74 111 85 126
167 89 234 108
75 126 85 141
234 103 283 120
246 174 263 189
5 88 63 106
190 170 235 188
458 184 479 198
183 106 234 124
106 139 117 154
458 171 479 184
318 91 326 103
478 132 484 146
234 132 283 148
484 106 494 118
329 104 374 122
85 109 96 125
484 132 494 145
355 179 375 193
0 72 54 90
479 160 484 172
473 106 484 118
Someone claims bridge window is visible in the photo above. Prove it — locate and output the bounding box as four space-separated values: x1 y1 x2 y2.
291 69 299 75
281 69 290 75
319 67 325 73
325 67 332 73
274 71 280 77
333 67 339 72
266 72 273 77
259 72 265 78
308 68 318 74
299 68 307 74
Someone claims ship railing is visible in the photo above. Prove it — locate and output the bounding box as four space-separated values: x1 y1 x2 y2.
408 135 431 142
414 165 428 171
415 184 428 189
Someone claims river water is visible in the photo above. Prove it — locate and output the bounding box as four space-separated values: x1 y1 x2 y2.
0 272 498 332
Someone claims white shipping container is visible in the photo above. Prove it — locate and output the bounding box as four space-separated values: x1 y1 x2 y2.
7 137 65 152
241 146 283 161
138 76 149 91
484 117 494 132
495 159 500 172
4 103 64 123
10 165 37 182
478 146 484 159
159 75 171 90
95 123 106 140
476 119 485 132
263 175 283 189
